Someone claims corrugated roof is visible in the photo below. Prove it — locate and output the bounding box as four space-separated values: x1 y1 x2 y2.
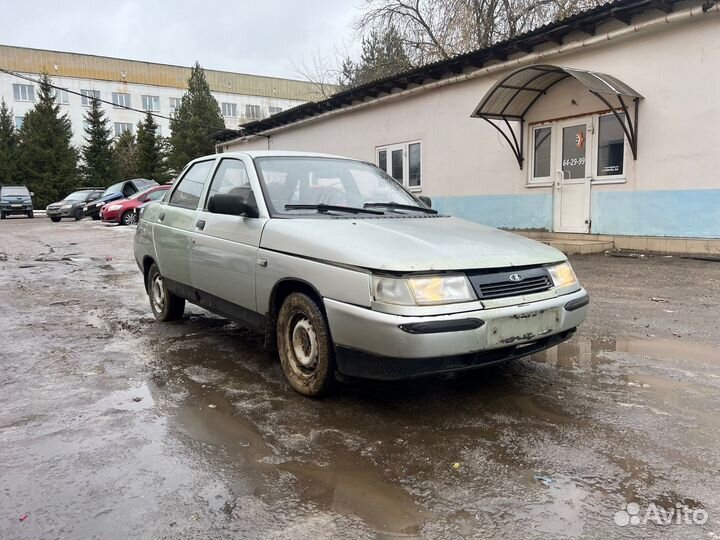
215 0 684 142
0 44 329 101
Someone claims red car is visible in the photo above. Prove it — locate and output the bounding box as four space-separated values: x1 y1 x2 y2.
100 185 170 225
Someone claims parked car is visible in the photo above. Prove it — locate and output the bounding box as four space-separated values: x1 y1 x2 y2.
83 178 158 220
100 185 170 225
135 152 589 397
46 188 104 222
0 185 34 219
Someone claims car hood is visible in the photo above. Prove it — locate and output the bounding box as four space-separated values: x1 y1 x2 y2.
1 196 31 202
49 199 81 207
260 216 565 271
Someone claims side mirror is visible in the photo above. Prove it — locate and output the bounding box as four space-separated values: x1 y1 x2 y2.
418 195 432 208
30 192 35 197
208 193 259 218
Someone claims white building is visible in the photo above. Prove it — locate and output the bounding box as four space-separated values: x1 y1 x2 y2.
218 0 720 254
0 44 326 147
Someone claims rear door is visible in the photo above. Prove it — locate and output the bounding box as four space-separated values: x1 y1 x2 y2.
153 159 216 286
190 157 268 314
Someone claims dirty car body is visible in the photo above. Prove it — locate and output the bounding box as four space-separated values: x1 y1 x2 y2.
134 151 588 396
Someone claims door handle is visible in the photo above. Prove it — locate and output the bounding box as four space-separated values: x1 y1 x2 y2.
195 220 206 231
158 212 165 221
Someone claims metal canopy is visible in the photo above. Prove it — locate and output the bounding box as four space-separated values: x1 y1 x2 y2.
471 64 644 169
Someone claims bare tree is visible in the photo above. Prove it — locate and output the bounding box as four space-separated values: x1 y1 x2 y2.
358 0 606 63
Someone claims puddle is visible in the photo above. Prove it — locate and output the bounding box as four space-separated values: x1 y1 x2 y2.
91 382 155 412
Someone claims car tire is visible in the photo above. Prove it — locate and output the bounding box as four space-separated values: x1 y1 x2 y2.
121 211 137 226
0 212 5 220
50 216 61 223
276 292 335 398
91 213 100 220
147 263 185 322
28 211 34 218
73 209 83 221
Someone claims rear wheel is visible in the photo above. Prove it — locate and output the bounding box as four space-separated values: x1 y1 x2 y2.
73 209 83 221
276 292 335 397
0 212 5 220
91 213 100 220
50 216 61 223
147 263 185 322
121 211 137 226
27 211 34 218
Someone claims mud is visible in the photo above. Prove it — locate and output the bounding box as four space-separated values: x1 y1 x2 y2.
1 218 720 539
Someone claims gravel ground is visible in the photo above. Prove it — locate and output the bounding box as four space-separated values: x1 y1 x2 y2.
1 217 719 540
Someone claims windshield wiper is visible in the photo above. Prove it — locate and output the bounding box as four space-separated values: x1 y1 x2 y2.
284 204 384 215
363 202 438 214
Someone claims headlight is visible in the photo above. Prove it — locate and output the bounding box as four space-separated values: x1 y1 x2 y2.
107 204 122 211
61 204 72 209
372 274 476 306
548 262 578 289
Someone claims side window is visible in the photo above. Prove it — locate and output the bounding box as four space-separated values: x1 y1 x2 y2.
146 190 166 201
205 159 251 207
169 160 215 209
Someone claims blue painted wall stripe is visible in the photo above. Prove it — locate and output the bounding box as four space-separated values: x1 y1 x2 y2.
591 189 720 238
433 193 552 230
432 189 720 238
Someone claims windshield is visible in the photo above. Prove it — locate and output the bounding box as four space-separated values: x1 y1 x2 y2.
103 182 124 196
1 187 29 196
254 157 421 215
65 191 90 201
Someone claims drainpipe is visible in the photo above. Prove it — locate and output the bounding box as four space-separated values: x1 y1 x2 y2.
234 1 719 142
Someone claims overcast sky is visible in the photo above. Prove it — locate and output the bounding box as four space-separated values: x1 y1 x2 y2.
1 0 362 80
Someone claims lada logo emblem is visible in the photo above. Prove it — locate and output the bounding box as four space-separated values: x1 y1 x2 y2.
508 273 523 282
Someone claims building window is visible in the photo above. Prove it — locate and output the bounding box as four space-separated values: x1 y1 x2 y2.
114 122 133 136
142 95 160 112
221 102 237 117
245 104 261 119
112 92 131 108
596 113 625 177
14 116 24 130
530 125 553 183
81 89 100 106
53 89 69 105
13 84 34 102
169 97 182 114
269 106 282 115
376 141 423 190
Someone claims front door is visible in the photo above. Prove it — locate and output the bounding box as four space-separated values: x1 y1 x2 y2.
190 157 267 317
553 120 591 233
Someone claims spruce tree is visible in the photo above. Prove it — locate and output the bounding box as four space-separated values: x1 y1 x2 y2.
113 130 138 180
0 99 19 184
168 62 224 172
81 97 119 186
17 73 78 207
136 112 167 181
340 26 412 88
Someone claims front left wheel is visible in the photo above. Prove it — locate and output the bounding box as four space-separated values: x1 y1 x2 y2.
73 209 83 221
146 263 185 322
121 211 137 226
276 292 335 398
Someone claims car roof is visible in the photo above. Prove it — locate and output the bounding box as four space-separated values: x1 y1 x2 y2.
1 185 29 189
210 150 360 161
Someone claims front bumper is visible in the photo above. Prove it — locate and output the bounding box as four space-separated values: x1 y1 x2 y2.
46 207 75 217
101 207 121 222
1 204 32 214
324 288 589 380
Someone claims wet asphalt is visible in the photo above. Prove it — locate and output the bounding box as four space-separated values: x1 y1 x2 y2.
1 217 719 540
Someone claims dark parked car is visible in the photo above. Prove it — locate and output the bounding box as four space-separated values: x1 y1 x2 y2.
83 179 158 220
46 189 104 222
0 185 34 219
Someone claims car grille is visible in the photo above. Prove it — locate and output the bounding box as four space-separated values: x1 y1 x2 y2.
467 266 553 300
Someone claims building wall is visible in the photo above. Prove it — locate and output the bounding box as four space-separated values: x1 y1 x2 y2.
0 45 324 149
225 9 720 238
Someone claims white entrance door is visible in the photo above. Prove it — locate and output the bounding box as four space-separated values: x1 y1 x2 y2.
553 120 591 233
